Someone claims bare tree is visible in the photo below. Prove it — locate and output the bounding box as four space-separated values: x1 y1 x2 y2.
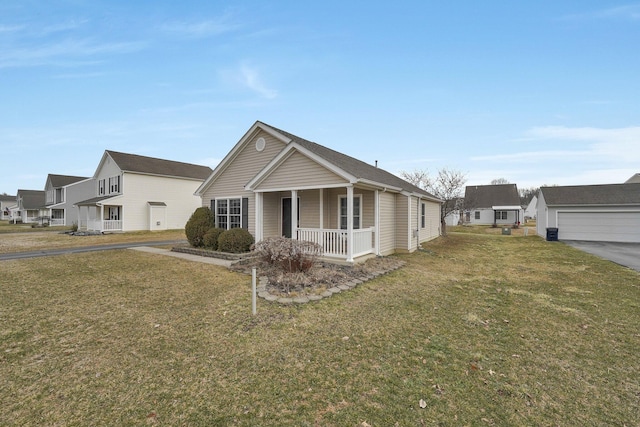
490 178 510 185
518 187 539 205
400 168 467 235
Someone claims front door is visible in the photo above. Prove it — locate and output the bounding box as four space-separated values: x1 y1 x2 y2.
281 197 300 238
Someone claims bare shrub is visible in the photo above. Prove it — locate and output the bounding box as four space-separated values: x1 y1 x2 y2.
254 237 323 273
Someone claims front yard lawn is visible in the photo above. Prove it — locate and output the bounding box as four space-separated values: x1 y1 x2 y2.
1 232 638 425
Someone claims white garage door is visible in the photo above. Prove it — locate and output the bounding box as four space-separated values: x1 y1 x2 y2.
557 211 640 243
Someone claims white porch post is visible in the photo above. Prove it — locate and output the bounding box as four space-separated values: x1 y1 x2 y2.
255 192 263 242
346 185 354 263
291 189 298 240
99 205 104 232
319 188 324 228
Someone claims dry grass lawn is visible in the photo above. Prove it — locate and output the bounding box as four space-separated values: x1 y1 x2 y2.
0 229 186 254
1 228 639 426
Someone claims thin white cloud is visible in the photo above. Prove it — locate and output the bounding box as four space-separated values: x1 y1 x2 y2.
160 15 240 38
238 64 278 99
0 38 146 68
562 4 640 21
472 126 640 164
0 24 25 33
41 19 89 35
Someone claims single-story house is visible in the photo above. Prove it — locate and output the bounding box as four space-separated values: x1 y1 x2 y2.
536 183 640 242
195 121 442 263
463 184 523 225
0 194 16 221
44 174 93 226
76 150 213 233
14 189 46 223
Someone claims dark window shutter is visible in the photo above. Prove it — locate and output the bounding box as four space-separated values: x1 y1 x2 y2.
241 197 249 229
210 198 216 228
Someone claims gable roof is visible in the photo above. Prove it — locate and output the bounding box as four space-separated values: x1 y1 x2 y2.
199 121 440 201
540 183 640 206
0 194 16 202
464 184 520 208
104 150 212 180
48 174 89 188
17 189 45 209
625 173 640 184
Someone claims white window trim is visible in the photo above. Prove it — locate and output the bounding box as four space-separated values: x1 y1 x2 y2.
214 197 244 230
338 194 362 230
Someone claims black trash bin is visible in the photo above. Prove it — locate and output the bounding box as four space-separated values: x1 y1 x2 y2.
546 227 558 241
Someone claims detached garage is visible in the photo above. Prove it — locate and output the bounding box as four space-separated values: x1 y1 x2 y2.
537 183 640 243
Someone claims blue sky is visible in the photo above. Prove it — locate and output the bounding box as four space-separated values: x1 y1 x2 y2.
1 1 639 195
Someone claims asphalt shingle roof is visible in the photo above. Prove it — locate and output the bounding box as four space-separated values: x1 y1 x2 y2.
106 150 212 180
464 184 520 208
258 122 439 200
540 183 640 206
48 174 89 187
17 189 45 209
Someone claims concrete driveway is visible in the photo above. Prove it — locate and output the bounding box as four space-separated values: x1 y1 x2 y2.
563 240 640 272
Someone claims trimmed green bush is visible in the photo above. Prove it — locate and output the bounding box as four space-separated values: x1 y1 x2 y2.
217 228 254 253
203 227 224 250
185 207 215 247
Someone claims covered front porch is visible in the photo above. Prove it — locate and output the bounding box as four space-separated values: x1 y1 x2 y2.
254 186 378 263
76 196 123 233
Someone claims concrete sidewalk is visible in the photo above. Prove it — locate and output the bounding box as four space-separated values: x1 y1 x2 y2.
129 246 233 267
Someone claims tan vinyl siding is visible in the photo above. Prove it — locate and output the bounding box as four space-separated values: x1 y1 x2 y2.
262 192 282 238
299 189 320 228
256 150 348 190
360 190 374 228
409 196 418 251
201 130 286 200
420 200 440 242
394 195 409 252
378 191 397 255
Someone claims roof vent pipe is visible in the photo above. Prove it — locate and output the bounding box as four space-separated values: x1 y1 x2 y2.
375 160 378 168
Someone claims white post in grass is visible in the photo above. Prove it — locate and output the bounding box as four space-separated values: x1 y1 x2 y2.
251 267 257 315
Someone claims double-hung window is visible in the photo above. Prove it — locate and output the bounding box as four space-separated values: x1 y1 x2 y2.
214 198 247 230
339 195 361 230
421 203 426 228
109 176 120 194
496 211 508 220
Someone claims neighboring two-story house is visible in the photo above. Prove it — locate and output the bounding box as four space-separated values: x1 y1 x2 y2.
44 174 93 226
76 150 212 233
0 194 16 221
14 189 46 224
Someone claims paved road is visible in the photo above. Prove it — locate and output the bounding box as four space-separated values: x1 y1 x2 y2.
564 240 640 272
0 240 187 261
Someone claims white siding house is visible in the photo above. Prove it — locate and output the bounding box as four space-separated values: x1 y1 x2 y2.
76 150 212 233
537 183 640 243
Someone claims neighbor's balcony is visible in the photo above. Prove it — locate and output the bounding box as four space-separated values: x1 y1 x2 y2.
297 227 375 259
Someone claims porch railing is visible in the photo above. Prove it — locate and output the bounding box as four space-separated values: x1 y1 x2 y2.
297 227 375 259
50 218 65 226
78 219 122 232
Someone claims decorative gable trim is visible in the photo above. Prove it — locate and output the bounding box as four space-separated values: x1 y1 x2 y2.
245 142 357 191
195 121 292 196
